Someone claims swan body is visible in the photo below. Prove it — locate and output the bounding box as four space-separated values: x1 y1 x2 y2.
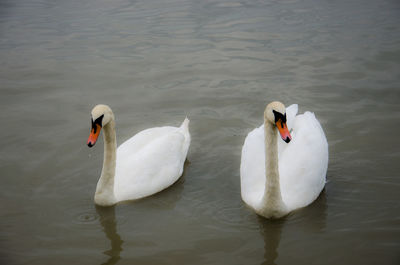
87 104 190 206
240 102 328 218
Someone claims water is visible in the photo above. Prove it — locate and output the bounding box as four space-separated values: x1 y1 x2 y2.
1 0 399 264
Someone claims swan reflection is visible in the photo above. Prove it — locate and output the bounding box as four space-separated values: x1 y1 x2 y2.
96 205 123 265
258 217 284 265
258 190 327 265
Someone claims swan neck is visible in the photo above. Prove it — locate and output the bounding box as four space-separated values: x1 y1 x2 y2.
260 120 286 217
95 119 117 206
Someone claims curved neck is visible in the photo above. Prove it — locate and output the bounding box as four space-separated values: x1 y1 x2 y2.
95 120 117 206
258 120 287 218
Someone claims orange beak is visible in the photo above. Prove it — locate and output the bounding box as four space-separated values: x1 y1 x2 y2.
87 124 101 147
276 119 291 143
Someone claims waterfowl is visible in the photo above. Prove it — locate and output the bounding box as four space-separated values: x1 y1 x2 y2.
240 101 328 218
87 104 190 206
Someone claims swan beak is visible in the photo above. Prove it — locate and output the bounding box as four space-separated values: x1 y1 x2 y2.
87 124 101 147
276 120 291 143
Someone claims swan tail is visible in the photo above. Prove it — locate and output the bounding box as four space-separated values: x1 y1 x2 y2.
179 117 191 150
180 117 190 130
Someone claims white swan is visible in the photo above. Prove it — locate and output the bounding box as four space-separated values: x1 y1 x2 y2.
240 101 328 218
87 104 190 206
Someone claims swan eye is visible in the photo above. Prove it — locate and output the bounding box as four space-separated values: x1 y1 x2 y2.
272 110 286 123
91 115 104 133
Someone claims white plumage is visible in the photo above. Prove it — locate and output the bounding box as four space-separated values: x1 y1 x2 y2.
240 103 328 217
115 120 190 201
87 104 190 206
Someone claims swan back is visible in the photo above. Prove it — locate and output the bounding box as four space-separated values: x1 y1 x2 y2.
114 118 190 201
279 112 328 211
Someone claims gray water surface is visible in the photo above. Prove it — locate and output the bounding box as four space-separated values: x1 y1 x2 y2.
1 0 399 264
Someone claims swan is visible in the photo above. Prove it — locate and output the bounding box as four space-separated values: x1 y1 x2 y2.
87 104 191 206
240 101 328 218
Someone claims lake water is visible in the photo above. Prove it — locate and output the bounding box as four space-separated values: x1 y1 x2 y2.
1 0 399 264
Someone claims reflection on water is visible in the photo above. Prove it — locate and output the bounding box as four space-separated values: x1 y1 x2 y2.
258 218 283 265
258 190 327 265
93 161 188 265
96 206 123 265
0 0 399 264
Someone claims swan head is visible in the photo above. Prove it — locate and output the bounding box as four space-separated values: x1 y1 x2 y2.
264 101 292 143
87 104 115 147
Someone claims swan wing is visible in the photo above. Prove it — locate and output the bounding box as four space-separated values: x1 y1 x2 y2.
240 124 265 208
279 112 328 211
114 121 190 201
286 104 298 131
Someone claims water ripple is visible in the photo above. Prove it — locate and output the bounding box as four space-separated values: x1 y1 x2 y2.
73 211 99 224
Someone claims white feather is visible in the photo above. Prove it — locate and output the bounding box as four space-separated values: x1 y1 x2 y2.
240 104 328 213
115 119 190 201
